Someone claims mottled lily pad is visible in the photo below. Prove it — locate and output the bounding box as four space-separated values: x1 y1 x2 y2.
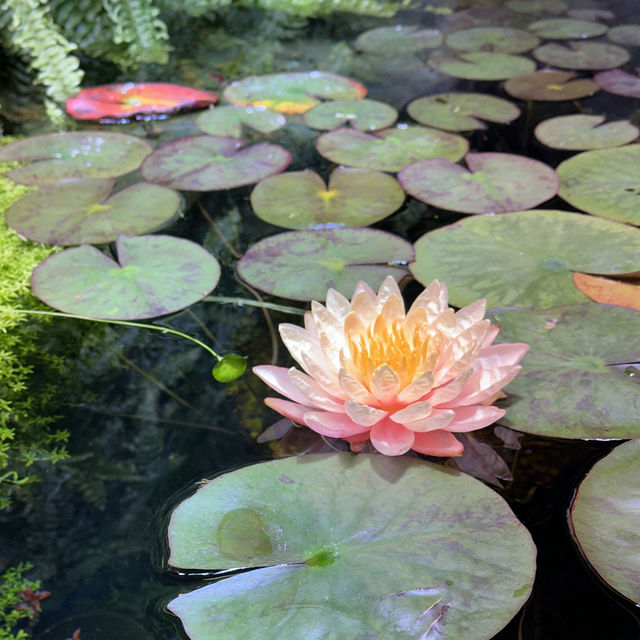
237 228 413 301
568 9 615 21
488 303 640 439
411 210 640 309
167 454 536 640
446 27 540 54
557 145 640 225
506 0 567 12
315 126 468 172
0 131 152 185
398 153 558 214
5 178 182 245
250 168 404 229
527 18 608 39
573 273 640 310
534 115 638 150
303 99 397 131
607 24 640 46
222 72 367 114
428 50 535 80
31 234 220 320
140 136 291 191
594 69 640 98
195 106 285 138
570 439 640 603
504 70 599 101
354 25 443 56
532 41 630 70
406 93 520 131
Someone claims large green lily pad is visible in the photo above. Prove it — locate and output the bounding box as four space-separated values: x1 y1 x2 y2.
527 18 608 39
506 0 567 12
446 27 540 54
557 144 640 226
410 210 640 309
5 178 182 245
237 228 413 300
607 24 640 46
428 50 535 80
406 92 520 131
532 41 630 70
31 234 220 320
303 99 397 132
398 153 558 214
250 168 404 229
315 126 468 172
504 70 599 101
594 69 640 98
195 105 286 138
0 131 152 185
140 136 291 191
570 439 640 603
534 115 638 150
354 25 443 56
167 454 536 640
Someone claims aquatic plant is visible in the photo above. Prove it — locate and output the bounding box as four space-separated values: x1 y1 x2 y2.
0 563 44 640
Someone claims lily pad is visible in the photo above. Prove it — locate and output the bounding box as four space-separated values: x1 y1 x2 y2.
0 132 152 185
504 70 599 101
222 71 367 115
557 145 640 226
527 18 608 39
406 92 520 131
5 178 182 245
31 234 220 320
532 41 630 70
354 25 443 56
140 135 291 191
315 126 468 173
488 303 640 439
398 153 558 214
572 273 640 311
594 69 640 98
250 168 404 229
195 106 286 138
237 228 413 301
570 439 640 603
303 99 397 132
506 0 567 12
568 9 616 21
446 27 540 54
428 50 535 80
534 115 638 150
607 24 640 46
167 454 536 640
410 210 640 309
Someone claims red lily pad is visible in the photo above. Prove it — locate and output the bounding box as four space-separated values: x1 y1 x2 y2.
250 168 404 229
527 18 608 39
65 82 218 120
534 115 638 150
195 106 286 138
354 25 443 56
567 9 615 21
398 153 558 214
237 228 413 301
428 50 535 80
406 92 520 131
303 99 397 132
5 178 182 245
446 27 540 54
315 125 468 173
607 24 640 46
572 273 640 311
506 0 567 12
0 131 152 185
222 72 367 115
594 69 640 98
31 234 220 320
532 41 630 70
504 70 599 101
140 136 291 191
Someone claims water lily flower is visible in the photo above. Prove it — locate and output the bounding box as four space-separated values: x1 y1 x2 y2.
253 276 528 457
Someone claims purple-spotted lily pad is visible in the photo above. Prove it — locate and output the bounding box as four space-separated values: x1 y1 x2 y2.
532 41 630 70
222 72 367 115
428 50 535 80
534 115 638 150
411 210 640 309
488 304 640 439
594 69 640 98
398 153 558 214
31 234 220 320
506 0 567 12
504 70 599 101
406 92 520 131
315 126 468 173
167 454 536 640
250 168 404 229
5 178 182 245
570 439 640 603
446 27 540 54
607 24 640 46
303 99 397 132
527 18 608 39
557 144 640 226
195 106 286 138
354 25 443 56
237 228 413 301
0 131 152 185
140 136 291 191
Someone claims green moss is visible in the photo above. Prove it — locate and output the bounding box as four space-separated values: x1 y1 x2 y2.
0 563 40 640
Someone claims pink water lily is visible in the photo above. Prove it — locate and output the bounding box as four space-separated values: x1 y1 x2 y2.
253 276 528 457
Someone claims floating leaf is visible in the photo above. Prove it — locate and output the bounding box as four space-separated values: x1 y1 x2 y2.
504 70 599 101
411 210 640 309
594 68 640 98
607 24 640 46
354 25 443 55
428 50 535 80
315 125 468 172
532 41 630 70
557 144 640 226
5 178 182 245
195 106 285 138
570 439 640 603
0 132 152 185
506 0 567 12
572 273 640 310
398 153 558 214
167 454 536 640
568 9 615 21
527 18 608 39
446 27 540 54
31 235 220 320
140 136 291 191
406 92 520 131
534 114 638 150
237 228 413 301
303 99 397 131
250 168 404 229
222 71 367 114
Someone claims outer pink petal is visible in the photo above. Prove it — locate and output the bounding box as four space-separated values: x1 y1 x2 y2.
481 325 500 349
443 405 505 432
399 408 455 433
264 397 309 423
279 324 328 374
447 365 521 407
289 369 346 411
303 410 371 438
370 420 415 456
411 430 464 457
253 365 315 406
475 343 529 368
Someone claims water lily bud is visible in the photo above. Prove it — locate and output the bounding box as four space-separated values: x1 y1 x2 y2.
212 354 248 382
